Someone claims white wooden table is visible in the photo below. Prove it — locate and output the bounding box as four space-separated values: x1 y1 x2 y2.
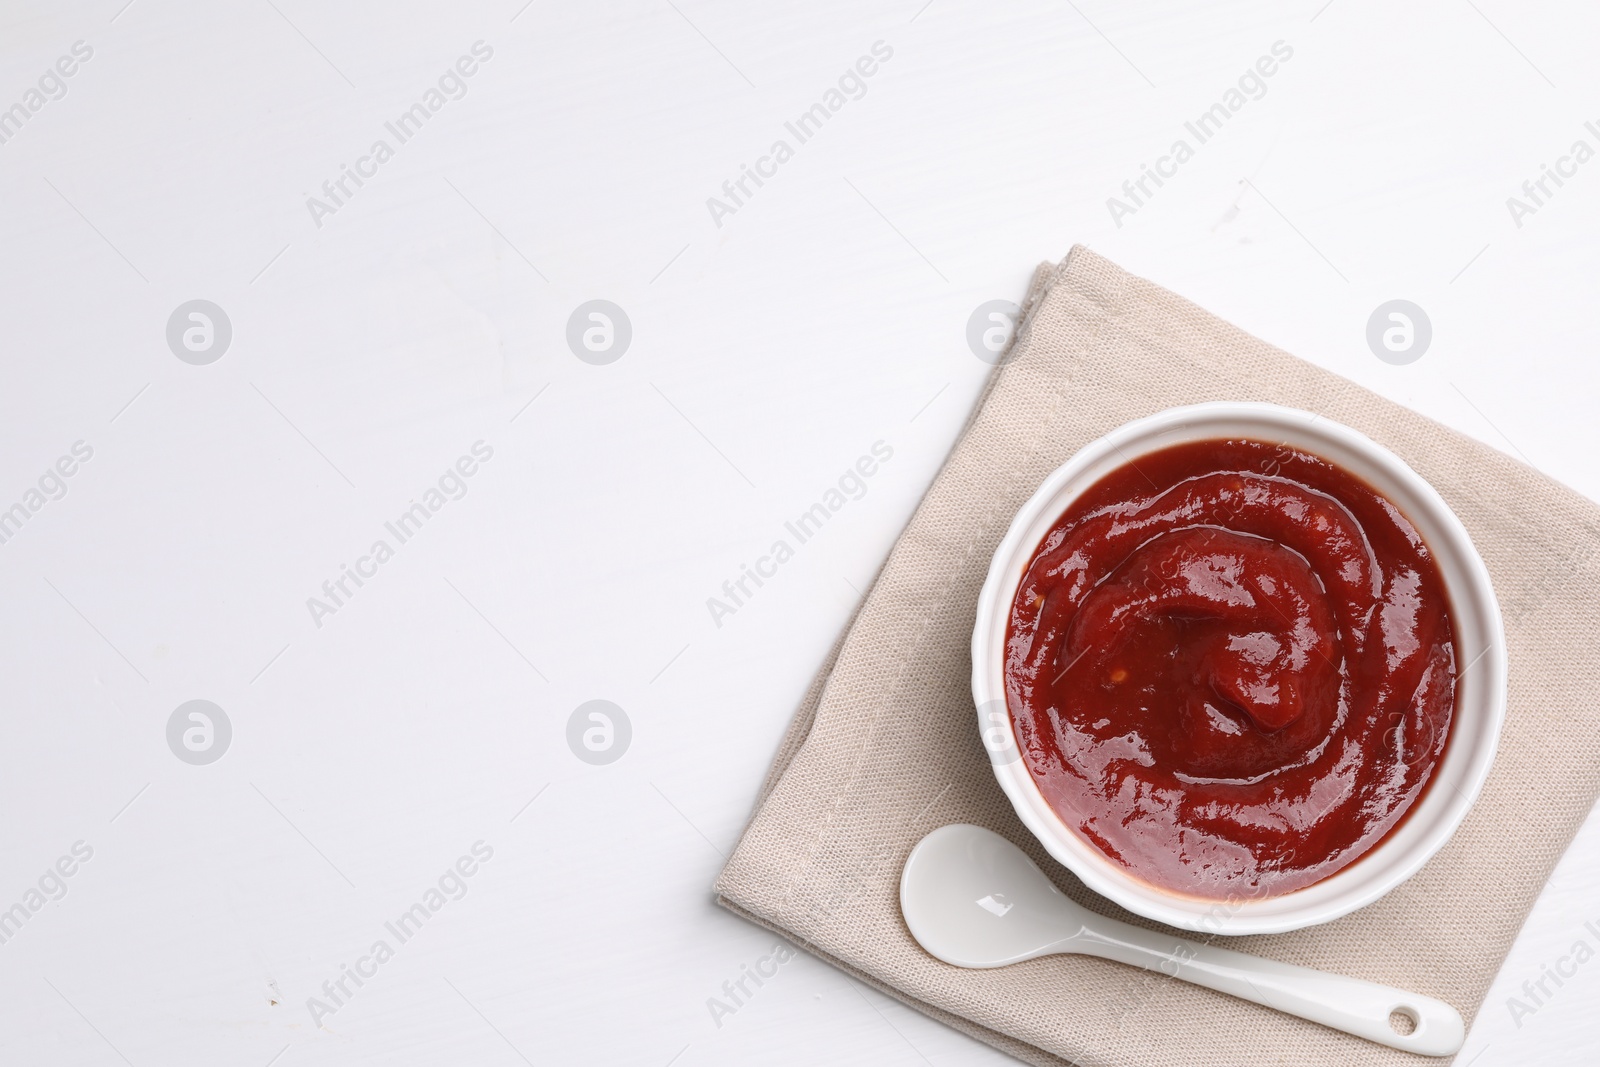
1 1 1595 1063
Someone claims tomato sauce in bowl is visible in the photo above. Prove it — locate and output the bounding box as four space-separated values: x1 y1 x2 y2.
1004 439 1458 899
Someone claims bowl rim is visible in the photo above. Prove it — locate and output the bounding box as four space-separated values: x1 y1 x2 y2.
970 401 1508 935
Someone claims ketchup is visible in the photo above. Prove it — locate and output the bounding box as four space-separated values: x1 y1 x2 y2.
1004 439 1456 899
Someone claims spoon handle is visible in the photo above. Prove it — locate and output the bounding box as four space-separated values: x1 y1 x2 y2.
1068 918 1464 1055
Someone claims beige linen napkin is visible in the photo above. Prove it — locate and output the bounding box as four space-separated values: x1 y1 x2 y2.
713 246 1600 1066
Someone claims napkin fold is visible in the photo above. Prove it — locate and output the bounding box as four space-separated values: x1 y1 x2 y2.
713 246 1600 1066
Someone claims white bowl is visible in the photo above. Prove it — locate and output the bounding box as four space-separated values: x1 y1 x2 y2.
971 402 1507 935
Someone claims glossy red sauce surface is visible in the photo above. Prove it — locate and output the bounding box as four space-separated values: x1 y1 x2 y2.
1004 439 1457 899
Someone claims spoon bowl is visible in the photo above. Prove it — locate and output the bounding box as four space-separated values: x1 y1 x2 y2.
901 816 1082 968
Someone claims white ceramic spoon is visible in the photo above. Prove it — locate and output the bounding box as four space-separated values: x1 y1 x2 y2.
899 824 1464 1056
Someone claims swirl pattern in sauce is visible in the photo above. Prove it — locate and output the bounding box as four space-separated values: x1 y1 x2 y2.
1004 439 1456 898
